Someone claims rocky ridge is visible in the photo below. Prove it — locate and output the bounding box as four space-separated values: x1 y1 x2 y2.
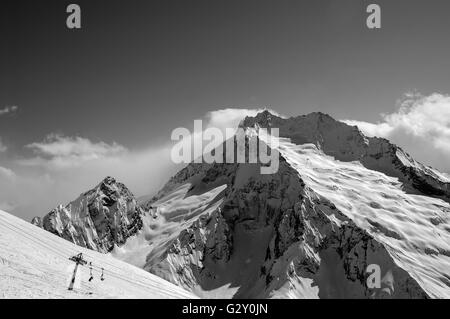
32 176 143 253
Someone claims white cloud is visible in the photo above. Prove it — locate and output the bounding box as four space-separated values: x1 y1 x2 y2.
0 105 18 116
0 106 18 152
0 166 18 211
342 120 393 138
0 166 16 180
343 92 450 172
22 134 127 169
0 139 7 152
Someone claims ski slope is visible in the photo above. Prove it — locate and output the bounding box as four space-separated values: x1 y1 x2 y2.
0 209 197 299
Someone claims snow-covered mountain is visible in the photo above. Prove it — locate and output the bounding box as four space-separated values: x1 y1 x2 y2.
242 111 450 202
28 111 450 299
133 111 449 299
32 177 143 253
0 209 196 298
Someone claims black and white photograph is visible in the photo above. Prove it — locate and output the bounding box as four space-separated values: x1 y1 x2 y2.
1 0 450 305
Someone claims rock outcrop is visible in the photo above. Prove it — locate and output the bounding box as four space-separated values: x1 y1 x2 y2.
31 216 42 227
32 177 143 253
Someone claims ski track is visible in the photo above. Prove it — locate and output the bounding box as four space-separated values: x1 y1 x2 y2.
0 209 197 299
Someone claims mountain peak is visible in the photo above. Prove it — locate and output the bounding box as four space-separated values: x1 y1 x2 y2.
303 111 337 122
241 111 450 202
33 177 143 253
100 176 117 184
95 176 121 192
241 109 279 128
242 110 347 131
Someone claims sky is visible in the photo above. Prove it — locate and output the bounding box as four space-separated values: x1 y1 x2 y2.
1 0 450 220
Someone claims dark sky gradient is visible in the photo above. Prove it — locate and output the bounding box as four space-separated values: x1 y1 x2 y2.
2 0 450 151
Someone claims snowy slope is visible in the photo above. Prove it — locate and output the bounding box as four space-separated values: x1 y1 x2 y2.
0 209 196 299
113 177 227 274
275 139 450 298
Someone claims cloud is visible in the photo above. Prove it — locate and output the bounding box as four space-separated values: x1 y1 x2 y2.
0 166 16 180
0 139 7 152
343 92 450 172
22 134 127 169
0 105 18 116
342 120 393 138
0 166 18 211
0 106 19 152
